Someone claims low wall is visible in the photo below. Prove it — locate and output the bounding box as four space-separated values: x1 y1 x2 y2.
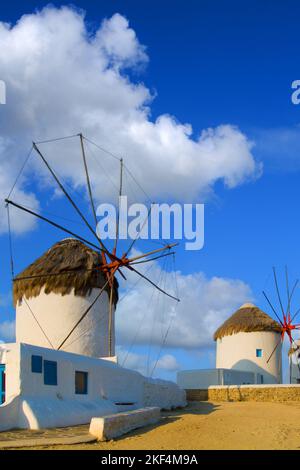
144 379 186 410
186 384 300 402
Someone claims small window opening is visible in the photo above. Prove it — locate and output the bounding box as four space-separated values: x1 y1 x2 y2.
75 371 88 395
256 349 263 358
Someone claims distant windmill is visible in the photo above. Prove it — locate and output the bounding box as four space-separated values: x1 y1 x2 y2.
263 267 300 381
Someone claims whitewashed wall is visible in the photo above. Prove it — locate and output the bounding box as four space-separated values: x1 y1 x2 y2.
16 287 115 358
0 343 186 431
177 368 256 389
289 343 300 384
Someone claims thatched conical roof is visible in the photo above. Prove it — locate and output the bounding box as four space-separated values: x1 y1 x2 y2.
13 238 118 306
213 303 281 341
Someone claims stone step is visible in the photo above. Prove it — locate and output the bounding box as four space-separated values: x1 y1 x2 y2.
89 407 161 441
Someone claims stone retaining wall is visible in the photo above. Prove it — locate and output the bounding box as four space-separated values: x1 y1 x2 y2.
186 385 300 402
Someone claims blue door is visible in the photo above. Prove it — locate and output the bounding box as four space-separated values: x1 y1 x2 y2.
0 365 5 404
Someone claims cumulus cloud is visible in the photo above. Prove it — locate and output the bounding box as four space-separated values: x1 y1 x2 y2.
0 320 15 342
155 354 180 372
0 6 261 234
116 347 180 376
117 348 148 375
116 251 253 351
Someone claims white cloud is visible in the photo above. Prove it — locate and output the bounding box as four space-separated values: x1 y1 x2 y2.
0 6 261 234
0 320 15 342
117 347 148 376
95 13 148 68
155 354 180 372
116 348 180 377
116 250 253 351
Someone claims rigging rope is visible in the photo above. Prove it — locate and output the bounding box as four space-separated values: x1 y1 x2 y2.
146 254 168 375
123 163 152 204
121 262 156 367
84 139 120 193
150 253 180 377
23 297 54 349
83 136 121 162
34 134 79 145
7 146 33 199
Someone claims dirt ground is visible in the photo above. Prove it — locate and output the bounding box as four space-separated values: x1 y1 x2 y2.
13 401 300 450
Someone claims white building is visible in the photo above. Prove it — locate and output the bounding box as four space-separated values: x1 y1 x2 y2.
289 340 300 384
177 303 282 389
0 239 186 431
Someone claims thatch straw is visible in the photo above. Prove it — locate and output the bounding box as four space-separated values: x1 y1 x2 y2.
13 238 118 306
213 303 281 340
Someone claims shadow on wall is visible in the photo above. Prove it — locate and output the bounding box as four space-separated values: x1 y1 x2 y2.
231 359 280 384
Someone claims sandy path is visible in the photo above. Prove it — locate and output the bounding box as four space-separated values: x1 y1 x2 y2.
17 401 300 450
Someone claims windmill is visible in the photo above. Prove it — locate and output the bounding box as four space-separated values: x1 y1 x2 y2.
263 267 300 381
5 133 180 363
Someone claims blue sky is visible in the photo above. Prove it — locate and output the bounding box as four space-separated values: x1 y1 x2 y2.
0 0 300 381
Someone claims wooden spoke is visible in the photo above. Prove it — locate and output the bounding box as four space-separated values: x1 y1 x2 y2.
130 251 175 265
5 198 102 252
124 205 152 257
262 290 284 327
127 243 178 263
286 266 290 317
79 133 97 227
273 266 285 318
33 142 113 259
108 281 114 357
129 265 180 302
114 158 123 254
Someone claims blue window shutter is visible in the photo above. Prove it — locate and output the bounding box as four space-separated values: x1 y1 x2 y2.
256 349 263 358
31 355 43 373
44 360 57 386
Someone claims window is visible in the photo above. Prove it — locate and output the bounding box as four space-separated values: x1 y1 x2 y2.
44 360 57 386
31 355 43 373
75 371 88 395
256 349 263 358
260 374 264 384
0 365 5 404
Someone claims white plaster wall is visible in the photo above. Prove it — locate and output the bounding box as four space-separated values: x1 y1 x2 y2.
177 368 255 389
0 343 186 430
0 343 21 400
216 331 282 384
143 379 186 410
18 344 143 404
16 287 115 358
177 369 221 389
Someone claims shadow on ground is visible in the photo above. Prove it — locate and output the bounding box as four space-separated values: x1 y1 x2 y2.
111 401 219 441
0 401 219 446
